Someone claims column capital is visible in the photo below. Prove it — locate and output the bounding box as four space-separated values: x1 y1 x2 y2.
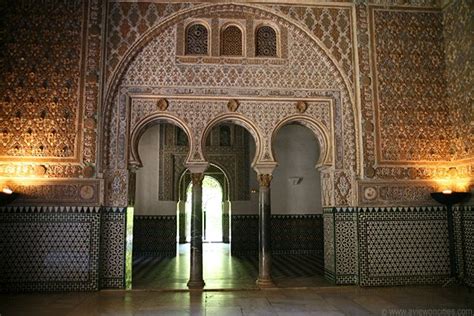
257 174 273 187
253 161 277 175
191 173 204 186
186 162 209 174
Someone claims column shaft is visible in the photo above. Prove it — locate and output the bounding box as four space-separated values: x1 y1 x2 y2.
187 173 205 289
257 174 274 287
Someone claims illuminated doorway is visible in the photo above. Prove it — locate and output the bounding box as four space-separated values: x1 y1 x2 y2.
185 175 223 242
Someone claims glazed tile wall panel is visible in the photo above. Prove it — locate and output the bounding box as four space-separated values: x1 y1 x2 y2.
333 208 358 285
272 215 323 255
463 207 474 287
100 207 126 289
231 214 323 259
0 206 101 292
133 215 177 256
358 207 450 286
231 215 259 255
323 209 335 282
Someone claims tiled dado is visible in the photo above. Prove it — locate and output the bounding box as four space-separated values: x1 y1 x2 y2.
231 214 323 260
323 208 358 285
100 207 126 289
133 215 177 257
358 206 449 286
460 206 474 287
0 206 127 292
324 206 473 287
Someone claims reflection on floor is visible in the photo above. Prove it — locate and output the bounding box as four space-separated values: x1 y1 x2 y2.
133 243 329 289
2 286 473 315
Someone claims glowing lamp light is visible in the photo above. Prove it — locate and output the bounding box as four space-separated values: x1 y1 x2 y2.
2 187 13 195
434 177 470 193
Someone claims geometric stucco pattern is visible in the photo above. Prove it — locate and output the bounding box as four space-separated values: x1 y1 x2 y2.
0 2 83 160
268 4 355 88
372 9 452 163
443 0 473 162
0 0 103 179
103 5 358 207
106 2 195 80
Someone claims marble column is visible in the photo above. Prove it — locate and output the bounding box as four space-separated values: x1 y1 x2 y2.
222 200 231 243
177 200 186 244
187 172 205 289
257 174 274 287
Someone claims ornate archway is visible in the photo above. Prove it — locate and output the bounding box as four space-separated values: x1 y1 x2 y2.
100 3 360 208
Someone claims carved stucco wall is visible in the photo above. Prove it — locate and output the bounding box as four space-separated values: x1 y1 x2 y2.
0 0 104 205
102 3 358 208
0 0 471 208
443 0 473 162
358 2 473 206
158 124 250 202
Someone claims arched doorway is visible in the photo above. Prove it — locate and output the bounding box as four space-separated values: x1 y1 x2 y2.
132 122 192 290
185 175 223 242
100 2 358 290
180 165 230 244
270 123 327 287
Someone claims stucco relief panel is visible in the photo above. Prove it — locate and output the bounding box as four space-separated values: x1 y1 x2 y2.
103 5 358 207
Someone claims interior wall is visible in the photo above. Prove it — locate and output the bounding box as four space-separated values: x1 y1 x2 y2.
135 125 176 216
230 139 259 214
272 124 322 214
230 124 322 215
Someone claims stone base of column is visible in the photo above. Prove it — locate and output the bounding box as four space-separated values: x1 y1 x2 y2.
187 280 205 289
256 278 275 288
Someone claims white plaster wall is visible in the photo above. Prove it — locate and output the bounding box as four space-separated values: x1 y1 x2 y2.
135 124 322 215
230 138 260 214
135 125 177 216
271 124 322 214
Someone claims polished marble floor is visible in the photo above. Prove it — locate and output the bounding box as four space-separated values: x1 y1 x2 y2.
133 243 328 289
0 286 473 315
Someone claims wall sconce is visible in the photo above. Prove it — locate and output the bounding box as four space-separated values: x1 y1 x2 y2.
250 188 258 194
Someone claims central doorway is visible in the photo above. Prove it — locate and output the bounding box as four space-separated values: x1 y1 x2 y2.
185 175 223 242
